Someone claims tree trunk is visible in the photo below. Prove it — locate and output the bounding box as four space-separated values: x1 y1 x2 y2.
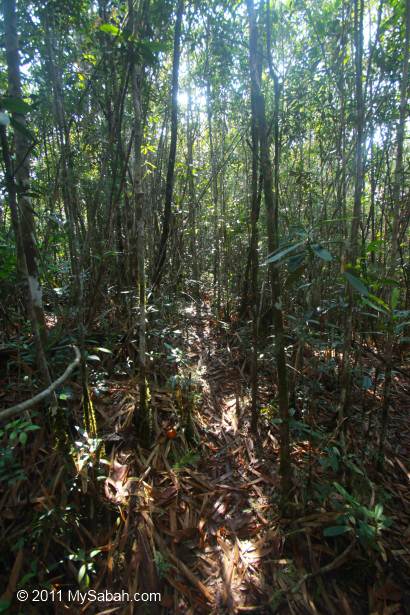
187 72 199 298
247 0 291 507
2 0 50 386
379 0 410 466
152 0 184 290
128 0 150 442
338 0 365 421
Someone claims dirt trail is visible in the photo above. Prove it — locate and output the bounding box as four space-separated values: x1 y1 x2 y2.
100 304 282 613
166 304 280 613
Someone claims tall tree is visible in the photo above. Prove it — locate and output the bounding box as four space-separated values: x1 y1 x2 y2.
379 0 410 465
247 0 291 506
2 0 50 386
128 0 149 439
152 0 184 290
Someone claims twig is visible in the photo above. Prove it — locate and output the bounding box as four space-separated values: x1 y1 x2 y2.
0 346 81 422
272 541 355 612
290 540 355 594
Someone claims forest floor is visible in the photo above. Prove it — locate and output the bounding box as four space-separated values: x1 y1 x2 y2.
1 300 410 614
93 300 410 614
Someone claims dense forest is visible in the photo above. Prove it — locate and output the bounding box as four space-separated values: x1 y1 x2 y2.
0 0 409 612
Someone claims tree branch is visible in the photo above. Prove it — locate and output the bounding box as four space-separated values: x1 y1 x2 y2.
0 346 81 422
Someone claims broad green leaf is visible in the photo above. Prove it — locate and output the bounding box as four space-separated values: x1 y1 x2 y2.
312 244 333 261
343 272 369 296
19 432 28 445
25 424 40 431
323 525 351 537
266 241 305 264
362 297 389 315
99 23 120 36
368 293 389 310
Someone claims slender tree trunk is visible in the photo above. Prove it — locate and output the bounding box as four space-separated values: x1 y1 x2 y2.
206 77 221 314
350 0 365 264
249 75 260 434
379 0 410 466
43 13 80 283
128 0 149 441
247 0 291 507
0 125 51 391
152 0 184 290
42 11 97 437
338 0 364 421
3 0 46 338
2 0 51 386
187 74 199 298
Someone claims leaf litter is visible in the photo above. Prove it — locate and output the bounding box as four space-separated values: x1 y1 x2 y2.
1 302 410 613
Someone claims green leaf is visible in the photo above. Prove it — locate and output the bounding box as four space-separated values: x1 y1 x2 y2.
86 354 101 363
58 386 74 400
78 563 87 584
99 23 121 36
373 504 384 520
93 346 112 355
1 96 31 114
343 272 369 296
312 244 333 261
358 520 376 543
368 293 389 310
323 525 351 537
362 297 389 315
366 238 383 254
266 241 305 264
19 432 28 445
